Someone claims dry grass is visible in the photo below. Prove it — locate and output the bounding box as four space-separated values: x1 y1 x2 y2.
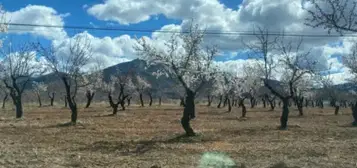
1 104 357 168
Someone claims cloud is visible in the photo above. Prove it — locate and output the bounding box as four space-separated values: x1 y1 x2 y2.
52 31 137 70
5 5 68 40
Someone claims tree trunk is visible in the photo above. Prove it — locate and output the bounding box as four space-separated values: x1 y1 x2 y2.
50 97 54 106
250 97 256 108
305 99 308 107
148 93 153 106
223 96 228 107
139 93 144 107
217 95 223 108
15 99 23 118
64 96 67 108
269 100 275 110
108 93 120 114
127 97 131 106
280 99 290 130
62 77 77 124
278 101 281 107
227 98 232 112
2 94 8 109
11 95 23 118
120 98 126 111
262 98 266 108
239 99 247 118
297 105 303 116
159 96 162 106
67 96 77 123
181 90 195 136
335 105 340 115
180 97 185 107
207 95 212 106
36 93 42 107
48 92 55 106
85 91 95 108
294 97 304 116
352 102 357 126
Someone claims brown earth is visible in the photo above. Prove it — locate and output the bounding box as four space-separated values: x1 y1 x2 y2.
0 104 357 168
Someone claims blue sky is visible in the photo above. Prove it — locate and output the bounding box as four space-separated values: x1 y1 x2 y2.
2 0 239 39
0 0 352 84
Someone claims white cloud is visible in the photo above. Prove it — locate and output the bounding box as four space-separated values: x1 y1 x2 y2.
6 5 68 41
53 31 137 69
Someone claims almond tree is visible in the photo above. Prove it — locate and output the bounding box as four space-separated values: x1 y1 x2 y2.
40 34 92 124
84 64 103 108
133 75 151 107
100 69 135 114
212 72 236 112
32 81 47 107
245 27 316 129
305 0 357 34
305 0 357 124
342 43 357 124
135 22 218 136
0 42 45 118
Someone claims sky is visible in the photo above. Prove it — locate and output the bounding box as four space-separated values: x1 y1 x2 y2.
0 0 355 84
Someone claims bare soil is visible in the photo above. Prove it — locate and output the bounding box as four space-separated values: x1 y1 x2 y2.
1 104 357 168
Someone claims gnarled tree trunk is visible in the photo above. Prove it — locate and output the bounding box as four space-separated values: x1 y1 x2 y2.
180 97 185 107
280 98 290 130
36 92 42 107
127 96 131 106
207 95 213 106
139 93 144 107
217 95 223 108
335 105 340 115
262 98 266 108
108 93 119 115
2 93 8 109
250 97 256 108
227 98 232 112
352 102 357 126
223 95 228 107
85 90 95 108
148 92 153 106
239 98 247 118
48 92 55 106
64 95 67 108
181 90 195 136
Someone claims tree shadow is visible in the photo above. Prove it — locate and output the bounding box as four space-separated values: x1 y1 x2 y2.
46 121 86 129
77 134 217 155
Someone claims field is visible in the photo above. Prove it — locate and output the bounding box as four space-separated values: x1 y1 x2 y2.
1 104 357 168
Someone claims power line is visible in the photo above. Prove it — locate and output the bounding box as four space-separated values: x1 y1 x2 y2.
2 22 357 38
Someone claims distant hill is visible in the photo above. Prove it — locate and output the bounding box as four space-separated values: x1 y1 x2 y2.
29 59 357 100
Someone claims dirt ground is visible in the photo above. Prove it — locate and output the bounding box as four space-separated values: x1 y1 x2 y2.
1 103 357 168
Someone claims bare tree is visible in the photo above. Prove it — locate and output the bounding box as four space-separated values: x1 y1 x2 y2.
32 81 47 107
0 42 44 118
342 43 357 124
213 72 236 112
40 35 92 124
245 27 316 129
135 22 218 136
133 75 151 107
105 74 134 114
83 65 103 108
305 0 357 34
